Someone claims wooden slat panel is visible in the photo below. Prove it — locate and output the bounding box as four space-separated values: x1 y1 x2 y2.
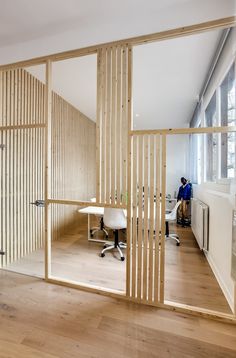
0 68 46 267
97 45 129 206
129 133 163 304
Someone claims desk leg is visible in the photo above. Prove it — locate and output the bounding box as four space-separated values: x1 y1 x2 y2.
87 213 113 244
88 213 91 240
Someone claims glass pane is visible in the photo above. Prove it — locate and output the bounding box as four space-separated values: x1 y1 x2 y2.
51 55 97 202
165 133 233 315
50 204 126 293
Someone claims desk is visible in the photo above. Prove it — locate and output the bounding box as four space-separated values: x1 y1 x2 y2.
79 206 106 243
79 205 171 243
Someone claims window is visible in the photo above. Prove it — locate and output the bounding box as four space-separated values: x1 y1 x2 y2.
190 132 201 184
220 64 236 178
190 61 236 184
205 92 218 182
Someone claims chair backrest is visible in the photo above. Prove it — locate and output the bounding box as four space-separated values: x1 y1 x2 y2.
167 200 182 221
103 208 127 230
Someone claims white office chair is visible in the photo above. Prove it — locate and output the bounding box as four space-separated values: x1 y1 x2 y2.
165 200 182 246
100 208 127 261
90 198 108 238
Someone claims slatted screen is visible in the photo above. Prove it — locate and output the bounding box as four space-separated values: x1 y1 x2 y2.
96 45 130 206
127 134 166 303
0 69 45 267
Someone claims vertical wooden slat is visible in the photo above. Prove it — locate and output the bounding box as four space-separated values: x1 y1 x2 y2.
0 71 2 266
10 71 14 261
116 46 122 205
2 130 6 266
111 47 116 205
148 135 154 302
6 71 10 264
154 134 160 302
131 135 137 297
160 134 166 303
105 47 111 204
121 46 127 205
96 51 102 203
137 135 143 299
101 48 106 203
16 70 21 260
143 135 149 300
126 45 132 296
45 60 52 279
13 70 17 261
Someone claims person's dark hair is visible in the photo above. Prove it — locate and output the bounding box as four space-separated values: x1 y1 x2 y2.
181 177 187 184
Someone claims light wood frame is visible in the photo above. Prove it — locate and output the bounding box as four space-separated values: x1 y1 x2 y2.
1 16 236 324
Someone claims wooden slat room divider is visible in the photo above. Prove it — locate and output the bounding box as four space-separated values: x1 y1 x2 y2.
96 45 131 207
0 69 45 268
127 133 166 303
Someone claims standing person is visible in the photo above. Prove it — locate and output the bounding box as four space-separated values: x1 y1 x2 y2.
177 177 191 226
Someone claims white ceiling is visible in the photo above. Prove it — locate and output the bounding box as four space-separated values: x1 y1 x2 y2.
0 0 235 64
1 0 235 126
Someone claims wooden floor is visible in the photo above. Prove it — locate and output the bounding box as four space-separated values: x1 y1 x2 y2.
4 216 232 314
165 225 232 313
0 270 236 358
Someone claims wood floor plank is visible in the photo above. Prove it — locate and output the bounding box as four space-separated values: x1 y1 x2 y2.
98 316 236 358
0 271 235 358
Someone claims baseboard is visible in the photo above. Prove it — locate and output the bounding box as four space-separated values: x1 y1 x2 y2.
205 251 234 313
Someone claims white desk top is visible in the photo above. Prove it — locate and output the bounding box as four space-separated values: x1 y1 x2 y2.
79 206 104 215
78 205 171 220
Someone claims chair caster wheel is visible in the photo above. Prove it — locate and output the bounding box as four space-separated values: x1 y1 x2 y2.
100 253 105 257
176 242 180 246
121 257 125 261
106 235 108 238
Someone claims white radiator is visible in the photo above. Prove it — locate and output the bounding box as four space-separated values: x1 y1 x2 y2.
191 198 209 250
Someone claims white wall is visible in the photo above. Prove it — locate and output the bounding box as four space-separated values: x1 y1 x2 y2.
166 135 189 199
193 184 235 311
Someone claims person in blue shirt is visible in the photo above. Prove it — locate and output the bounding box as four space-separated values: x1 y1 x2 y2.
177 177 191 226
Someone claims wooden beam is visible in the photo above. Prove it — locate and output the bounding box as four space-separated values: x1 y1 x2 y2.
0 17 235 71
130 125 236 136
